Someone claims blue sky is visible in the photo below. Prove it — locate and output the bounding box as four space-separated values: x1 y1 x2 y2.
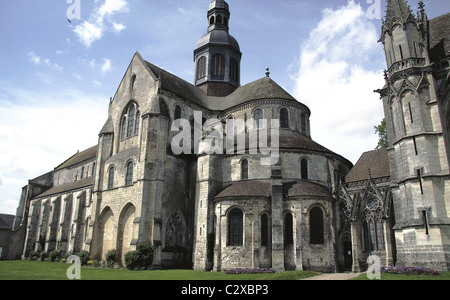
0 0 448 214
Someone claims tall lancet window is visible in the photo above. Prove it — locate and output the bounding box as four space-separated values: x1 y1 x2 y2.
211 54 225 77
197 56 206 80
228 208 243 246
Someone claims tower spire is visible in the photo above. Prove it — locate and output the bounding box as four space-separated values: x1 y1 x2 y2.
383 0 415 30
193 0 242 97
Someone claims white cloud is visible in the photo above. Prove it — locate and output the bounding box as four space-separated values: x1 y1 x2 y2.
101 58 112 74
73 0 129 47
0 81 108 214
112 22 126 33
291 0 385 164
27 52 63 72
73 21 103 48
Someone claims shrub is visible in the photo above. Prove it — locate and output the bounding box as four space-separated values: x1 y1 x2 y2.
124 250 140 270
28 251 39 261
77 250 90 266
39 251 48 262
49 249 62 262
124 242 155 270
105 249 117 268
136 242 154 269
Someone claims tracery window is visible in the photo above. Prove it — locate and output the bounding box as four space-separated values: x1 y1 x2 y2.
127 105 135 138
134 110 140 135
121 103 140 140
228 208 243 246
363 197 385 251
121 117 127 140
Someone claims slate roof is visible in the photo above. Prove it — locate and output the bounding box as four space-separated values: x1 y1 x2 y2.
0 214 15 230
145 60 300 112
214 180 332 199
429 12 450 62
54 146 98 170
34 177 94 199
345 148 390 183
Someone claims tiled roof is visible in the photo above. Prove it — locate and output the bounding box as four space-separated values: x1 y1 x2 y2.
54 146 98 170
345 148 390 183
215 181 272 198
429 12 450 62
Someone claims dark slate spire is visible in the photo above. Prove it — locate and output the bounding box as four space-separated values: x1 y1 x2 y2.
194 0 242 97
383 0 415 30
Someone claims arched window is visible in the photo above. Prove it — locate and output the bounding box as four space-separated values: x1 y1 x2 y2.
254 108 263 129
228 208 243 246
241 159 248 180
127 105 136 138
310 207 324 245
174 105 182 120
284 213 294 247
216 15 223 24
197 57 206 80
300 113 306 134
211 54 225 77
230 58 239 82
108 166 115 190
209 16 215 25
280 108 289 129
261 213 269 247
134 110 140 135
130 75 136 90
301 159 308 180
125 161 133 186
121 117 127 140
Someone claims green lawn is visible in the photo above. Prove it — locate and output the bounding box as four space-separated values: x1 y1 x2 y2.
0 260 319 280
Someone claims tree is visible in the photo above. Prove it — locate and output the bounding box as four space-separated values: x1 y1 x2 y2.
374 118 388 149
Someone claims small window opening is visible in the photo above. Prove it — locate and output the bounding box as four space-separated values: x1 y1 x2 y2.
422 210 429 235
408 102 414 124
417 169 423 194
399 45 404 60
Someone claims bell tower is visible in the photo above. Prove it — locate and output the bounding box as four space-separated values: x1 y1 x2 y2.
377 0 450 271
194 0 242 97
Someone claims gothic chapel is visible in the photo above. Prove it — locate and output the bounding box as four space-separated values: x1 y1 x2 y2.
6 0 450 272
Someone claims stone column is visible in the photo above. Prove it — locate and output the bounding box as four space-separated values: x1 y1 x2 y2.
271 163 285 271
350 221 361 273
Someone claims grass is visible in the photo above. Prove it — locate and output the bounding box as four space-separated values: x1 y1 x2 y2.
0 260 319 280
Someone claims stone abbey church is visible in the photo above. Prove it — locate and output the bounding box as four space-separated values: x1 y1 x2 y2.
5 0 450 272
